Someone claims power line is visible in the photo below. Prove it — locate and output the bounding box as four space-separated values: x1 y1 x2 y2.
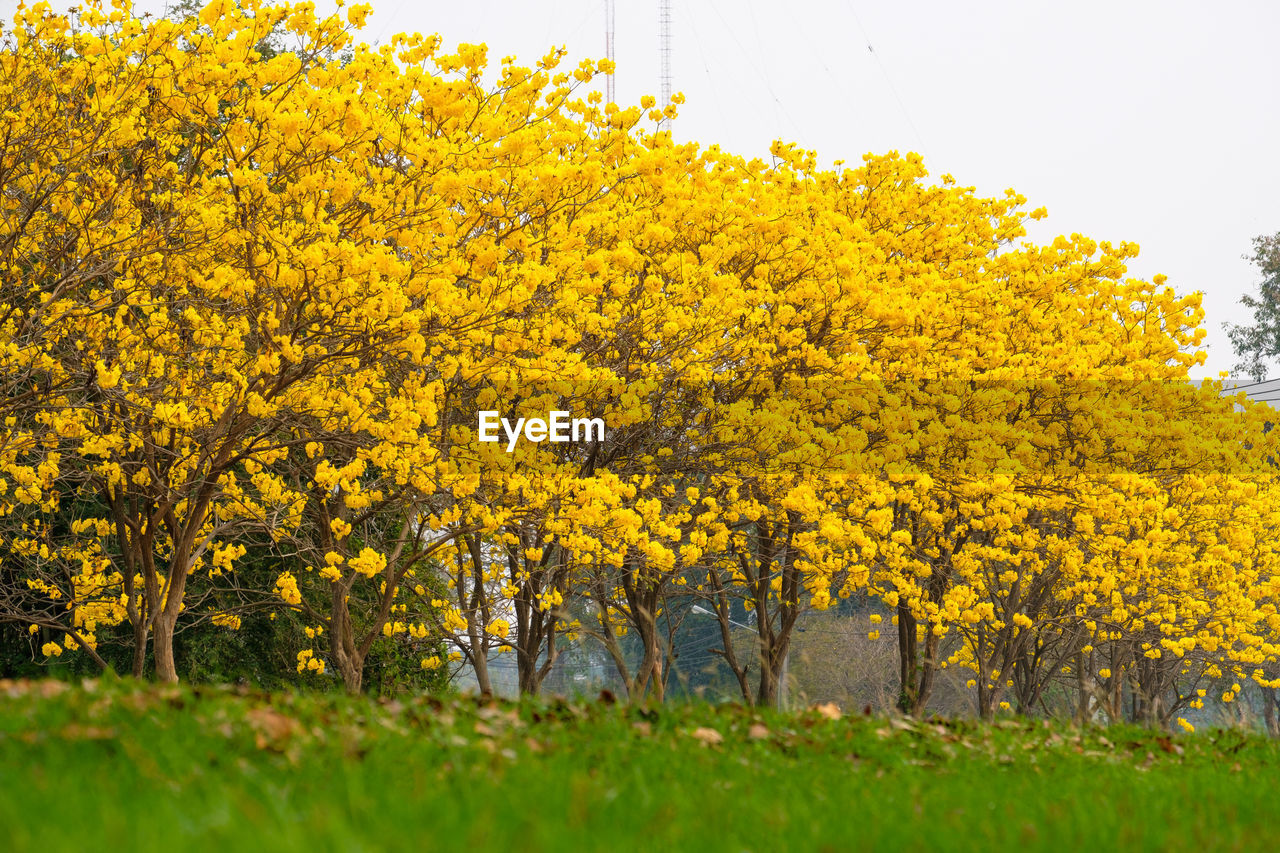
371 0 410 46
680 2 732 133
1221 377 1280 392
842 0 930 161
704 0 806 146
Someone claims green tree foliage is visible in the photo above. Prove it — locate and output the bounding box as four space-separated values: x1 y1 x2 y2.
1227 233 1280 380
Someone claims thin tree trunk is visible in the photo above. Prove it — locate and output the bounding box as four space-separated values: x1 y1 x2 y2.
708 575 751 704
593 580 634 700
152 614 178 683
329 581 364 693
131 620 148 678
896 603 919 712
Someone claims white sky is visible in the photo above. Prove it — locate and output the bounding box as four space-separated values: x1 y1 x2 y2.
6 0 1278 378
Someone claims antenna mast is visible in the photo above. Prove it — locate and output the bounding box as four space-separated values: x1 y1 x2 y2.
604 0 616 105
659 0 673 130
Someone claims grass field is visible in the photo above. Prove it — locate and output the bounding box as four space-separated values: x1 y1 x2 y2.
1 678 1277 852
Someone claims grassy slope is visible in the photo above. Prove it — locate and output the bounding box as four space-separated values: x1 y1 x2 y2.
1 679 1276 852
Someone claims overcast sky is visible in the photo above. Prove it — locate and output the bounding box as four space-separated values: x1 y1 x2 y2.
6 0 1277 378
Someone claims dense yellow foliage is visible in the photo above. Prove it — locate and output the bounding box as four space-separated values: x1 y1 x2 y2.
2 1 1277 721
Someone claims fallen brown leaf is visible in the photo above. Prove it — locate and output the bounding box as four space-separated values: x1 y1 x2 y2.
691 726 724 746
811 702 842 721
245 706 300 749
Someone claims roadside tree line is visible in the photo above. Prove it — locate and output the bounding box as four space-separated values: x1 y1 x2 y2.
2 1 1278 729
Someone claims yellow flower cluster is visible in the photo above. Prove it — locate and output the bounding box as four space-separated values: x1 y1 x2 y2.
274 572 302 607
296 649 325 674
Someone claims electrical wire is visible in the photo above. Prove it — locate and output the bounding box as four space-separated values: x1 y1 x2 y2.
703 0 807 146
841 0 930 160
680 3 733 135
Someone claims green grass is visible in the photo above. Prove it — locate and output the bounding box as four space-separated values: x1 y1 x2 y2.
1 678 1277 852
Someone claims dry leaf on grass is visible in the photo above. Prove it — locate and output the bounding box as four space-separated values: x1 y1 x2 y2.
691 727 724 746
810 702 842 721
245 707 300 749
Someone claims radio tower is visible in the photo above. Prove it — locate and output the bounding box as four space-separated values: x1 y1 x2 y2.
604 0 616 105
659 0 673 131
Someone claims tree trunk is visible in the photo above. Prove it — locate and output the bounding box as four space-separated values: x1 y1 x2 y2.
467 620 493 697
131 619 148 678
110 495 150 678
152 612 178 683
336 653 363 693
152 562 188 684
756 644 780 708
631 609 665 703
509 544 562 696
151 490 216 683
330 584 364 694
594 584 634 701
916 630 940 715
1075 652 1093 725
630 603 663 702
708 579 752 705
897 604 917 712
896 605 938 715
